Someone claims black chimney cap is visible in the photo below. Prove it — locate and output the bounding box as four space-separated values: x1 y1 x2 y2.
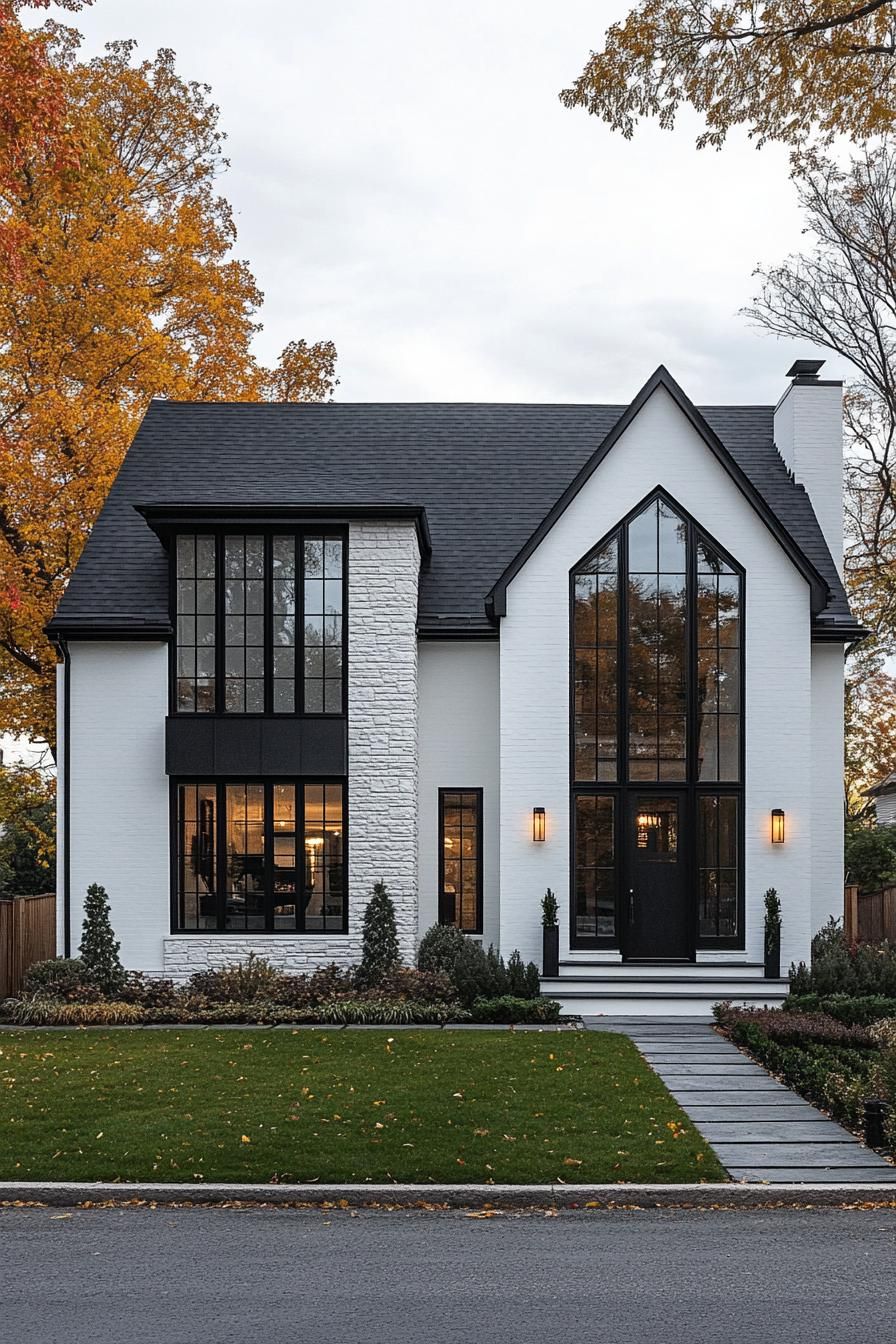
786 359 825 380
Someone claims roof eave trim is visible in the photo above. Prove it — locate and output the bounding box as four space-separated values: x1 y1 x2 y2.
45 620 173 643
485 365 831 619
134 502 433 561
811 622 872 645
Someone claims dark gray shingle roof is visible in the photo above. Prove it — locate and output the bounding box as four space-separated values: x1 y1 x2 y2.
50 397 857 637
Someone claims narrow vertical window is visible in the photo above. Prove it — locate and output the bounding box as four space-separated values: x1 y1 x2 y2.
627 498 687 781
439 789 482 933
224 783 266 930
304 783 345 930
303 535 344 713
696 541 741 781
574 795 616 940
175 535 216 712
177 782 217 929
573 536 618 782
272 783 297 929
272 536 297 712
223 535 265 712
698 795 739 938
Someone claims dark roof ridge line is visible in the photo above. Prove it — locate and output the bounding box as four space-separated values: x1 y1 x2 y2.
486 365 830 621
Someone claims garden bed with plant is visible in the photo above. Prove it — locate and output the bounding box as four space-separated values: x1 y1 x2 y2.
714 920 896 1150
1 882 563 1028
0 1027 725 1184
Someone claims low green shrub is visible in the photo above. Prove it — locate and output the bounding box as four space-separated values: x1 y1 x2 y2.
21 958 100 1002
187 953 287 1004
118 972 180 1010
376 968 455 1003
724 1021 875 1129
870 1019 896 1149
312 998 466 1025
470 996 561 1024
417 923 467 976
716 1003 876 1047
505 950 541 999
789 919 896 998
784 993 896 1026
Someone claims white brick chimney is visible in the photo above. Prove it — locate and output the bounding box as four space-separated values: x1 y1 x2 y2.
773 360 844 576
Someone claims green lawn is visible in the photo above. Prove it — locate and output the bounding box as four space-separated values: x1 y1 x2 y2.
0 1028 725 1184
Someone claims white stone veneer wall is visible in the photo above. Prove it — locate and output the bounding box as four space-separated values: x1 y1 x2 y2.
345 520 421 963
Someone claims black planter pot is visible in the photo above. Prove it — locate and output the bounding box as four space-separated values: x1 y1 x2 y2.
764 930 781 980
542 925 559 978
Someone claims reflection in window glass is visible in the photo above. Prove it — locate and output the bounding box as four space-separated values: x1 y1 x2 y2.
627 498 687 782
303 783 345 931
574 795 616 940
224 783 266 929
698 795 739 938
439 790 481 932
573 537 618 782
177 782 218 929
271 537 297 713
223 535 265 713
175 535 216 712
304 536 344 713
696 543 741 781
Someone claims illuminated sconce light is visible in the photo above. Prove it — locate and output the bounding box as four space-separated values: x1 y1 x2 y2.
771 809 785 844
532 807 546 842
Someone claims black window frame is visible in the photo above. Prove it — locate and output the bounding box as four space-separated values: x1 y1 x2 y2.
170 776 349 935
569 487 745 953
170 527 349 719
438 787 484 935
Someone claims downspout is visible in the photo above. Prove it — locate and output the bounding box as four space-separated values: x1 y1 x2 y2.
59 637 72 957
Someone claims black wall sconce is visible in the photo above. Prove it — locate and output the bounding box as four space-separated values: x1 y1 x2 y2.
532 807 546 842
771 809 785 844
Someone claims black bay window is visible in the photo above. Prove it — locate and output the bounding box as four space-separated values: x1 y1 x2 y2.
174 530 346 716
175 779 346 933
571 490 744 952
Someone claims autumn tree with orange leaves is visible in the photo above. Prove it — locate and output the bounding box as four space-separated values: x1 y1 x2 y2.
0 12 336 748
562 0 896 148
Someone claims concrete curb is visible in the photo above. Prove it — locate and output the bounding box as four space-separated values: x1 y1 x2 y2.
1 1181 895 1209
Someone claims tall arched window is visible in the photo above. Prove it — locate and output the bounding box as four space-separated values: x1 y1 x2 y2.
571 491 743 955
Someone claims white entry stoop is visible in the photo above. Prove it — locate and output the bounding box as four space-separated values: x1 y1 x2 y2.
542 961 789 1017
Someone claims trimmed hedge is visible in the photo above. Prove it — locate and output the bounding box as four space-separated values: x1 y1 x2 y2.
784 993 896 1026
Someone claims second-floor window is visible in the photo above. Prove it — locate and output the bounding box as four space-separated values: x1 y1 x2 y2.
174 530 346 715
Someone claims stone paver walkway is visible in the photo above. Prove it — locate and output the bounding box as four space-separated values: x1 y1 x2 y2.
584 1016 896 1184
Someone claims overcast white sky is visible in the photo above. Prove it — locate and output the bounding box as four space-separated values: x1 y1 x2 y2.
50 0 850 405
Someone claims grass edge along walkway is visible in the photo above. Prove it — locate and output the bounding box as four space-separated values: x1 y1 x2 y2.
0 1027 726 1185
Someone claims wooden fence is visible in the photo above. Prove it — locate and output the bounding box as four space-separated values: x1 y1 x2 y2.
0 892 56 999
844 883 896 945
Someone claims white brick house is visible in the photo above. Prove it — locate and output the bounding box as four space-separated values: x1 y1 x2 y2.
48 362 864 1012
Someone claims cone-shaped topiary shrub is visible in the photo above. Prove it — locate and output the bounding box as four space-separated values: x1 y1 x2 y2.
79 883 125 997
357 880 400 988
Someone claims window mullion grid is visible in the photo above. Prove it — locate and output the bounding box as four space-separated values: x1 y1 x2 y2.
297 780 306 934
214 533 224 715
264 535 273 716
298 529 306 716
215 780 225 931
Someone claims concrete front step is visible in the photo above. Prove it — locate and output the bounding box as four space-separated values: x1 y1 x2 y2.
559 960 768 979
547 990 787 1017
543 978 788 1016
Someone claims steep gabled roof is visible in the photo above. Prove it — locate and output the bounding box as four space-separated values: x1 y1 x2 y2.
487 366 830 620
48 374 862 642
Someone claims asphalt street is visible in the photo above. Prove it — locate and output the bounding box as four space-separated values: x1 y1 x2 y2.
2 1205 894 1344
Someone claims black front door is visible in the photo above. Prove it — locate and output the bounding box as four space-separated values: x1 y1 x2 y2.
626 793 690 959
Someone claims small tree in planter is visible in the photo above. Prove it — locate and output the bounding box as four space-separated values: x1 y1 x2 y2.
357 880 400 988
541 888 559 977
79 883 125 997
764 887 782 979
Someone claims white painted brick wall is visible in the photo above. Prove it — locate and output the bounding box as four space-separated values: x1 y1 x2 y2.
498 384 816 969
64 642 170 972
418 641 500 944
774 380 843 576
